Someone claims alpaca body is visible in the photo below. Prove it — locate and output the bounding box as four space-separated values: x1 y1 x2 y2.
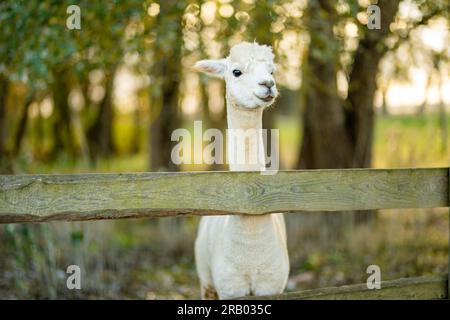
193 42 290 299
195 214 289 299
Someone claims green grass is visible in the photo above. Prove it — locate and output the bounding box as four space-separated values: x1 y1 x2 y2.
374 114 450 168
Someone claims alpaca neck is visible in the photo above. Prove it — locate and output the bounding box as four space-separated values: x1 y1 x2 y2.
226 96 272 229
226 98 266 172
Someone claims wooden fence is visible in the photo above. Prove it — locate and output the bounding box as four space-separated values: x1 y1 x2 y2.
0 167 449 299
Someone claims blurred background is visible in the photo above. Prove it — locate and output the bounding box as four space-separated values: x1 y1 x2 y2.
0 0 449 299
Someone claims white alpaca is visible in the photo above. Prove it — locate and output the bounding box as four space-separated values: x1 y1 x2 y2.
193 42 289 299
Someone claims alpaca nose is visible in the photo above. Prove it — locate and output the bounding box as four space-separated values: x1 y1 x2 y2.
259 80 274 89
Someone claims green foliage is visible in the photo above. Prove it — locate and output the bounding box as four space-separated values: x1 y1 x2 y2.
0 0 146 87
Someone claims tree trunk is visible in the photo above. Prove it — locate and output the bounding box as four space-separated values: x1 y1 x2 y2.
148 1 182 171
51 69 76 158
298 0 353 169
149 57 181 171
417 72 432 115
437 69 448 153
130 97 141 155
198 75 223 170
33 101 45 160
13 91 34 156
345 0 400 168
345 44 380 168
206 81 227 171
380 85 389 116
0 75 12 173
87 67 116 159
0 76 7 151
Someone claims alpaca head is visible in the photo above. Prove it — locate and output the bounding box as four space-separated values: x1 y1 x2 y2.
194 42 278 109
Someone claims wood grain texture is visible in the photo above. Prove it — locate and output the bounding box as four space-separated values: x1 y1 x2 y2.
241 275 448 300
0 168 448 223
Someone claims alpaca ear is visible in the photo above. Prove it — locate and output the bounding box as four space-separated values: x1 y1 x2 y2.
193 59 227 78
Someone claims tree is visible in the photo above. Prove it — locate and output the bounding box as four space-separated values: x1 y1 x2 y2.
298 0 397 169
81 1 143 159
0 74 11 173
148 1 184 171
298 0 448 169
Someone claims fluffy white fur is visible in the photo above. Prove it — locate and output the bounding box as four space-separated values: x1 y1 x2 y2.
193 42 289 299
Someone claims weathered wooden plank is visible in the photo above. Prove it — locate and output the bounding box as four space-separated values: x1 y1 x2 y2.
0 168 448 223
241 275 448 300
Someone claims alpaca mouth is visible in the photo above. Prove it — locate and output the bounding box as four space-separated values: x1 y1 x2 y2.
255 94 274 102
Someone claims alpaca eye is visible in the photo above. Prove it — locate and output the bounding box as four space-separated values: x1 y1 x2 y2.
232 69 242 77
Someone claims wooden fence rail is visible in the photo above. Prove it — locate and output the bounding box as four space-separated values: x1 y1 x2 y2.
0 167 449 299
241 275 448 300
0 168 448 224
